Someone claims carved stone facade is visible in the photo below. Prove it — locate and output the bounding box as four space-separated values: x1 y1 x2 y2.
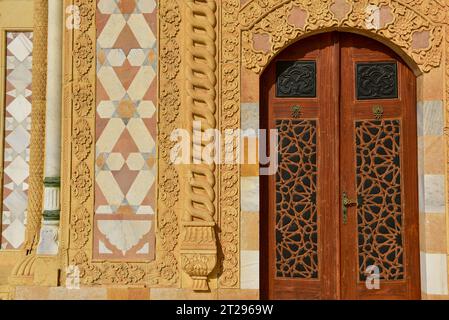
0 0 448 300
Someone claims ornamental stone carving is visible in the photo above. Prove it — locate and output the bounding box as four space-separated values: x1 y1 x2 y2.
74 33 93 76
73 119 92 161
62 0 182 287
180 222 217 291
218 0 241 288
241 0 445 74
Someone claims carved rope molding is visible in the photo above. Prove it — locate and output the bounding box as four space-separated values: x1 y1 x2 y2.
240 0 446 74
64 0 181 287
181 0 219 291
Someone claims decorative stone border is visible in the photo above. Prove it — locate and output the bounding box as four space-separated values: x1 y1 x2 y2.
241 0 445 74
61 0 181 287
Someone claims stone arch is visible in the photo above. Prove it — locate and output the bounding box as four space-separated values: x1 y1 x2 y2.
240 0 445 75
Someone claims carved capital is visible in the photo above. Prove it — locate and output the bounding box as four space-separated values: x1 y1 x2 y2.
180 222 217 291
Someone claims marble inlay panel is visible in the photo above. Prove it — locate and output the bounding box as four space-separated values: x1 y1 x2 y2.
241 103 259 136
1 32 33 250
241 250 260 290
241 176 259 212
95 0 157 261
424 174 445 214
421 100 444 136
420 252 449 295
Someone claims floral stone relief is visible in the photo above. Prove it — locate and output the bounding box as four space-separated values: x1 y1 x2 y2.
240 0 446 74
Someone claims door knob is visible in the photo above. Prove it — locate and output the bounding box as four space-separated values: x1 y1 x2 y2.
342 192 357 224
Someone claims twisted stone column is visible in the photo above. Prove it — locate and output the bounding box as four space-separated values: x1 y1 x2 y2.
181 0 218 291
9 0 48 286
23 0 48 253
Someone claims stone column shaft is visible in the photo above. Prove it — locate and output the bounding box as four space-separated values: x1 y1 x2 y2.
37 0 63 255
44 0 62 178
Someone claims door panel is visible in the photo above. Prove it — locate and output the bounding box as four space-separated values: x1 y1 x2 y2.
260 32 420 300
339 34 420 299
260 33 340 300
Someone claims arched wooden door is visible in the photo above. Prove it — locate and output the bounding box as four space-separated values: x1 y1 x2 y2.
260 32 420 300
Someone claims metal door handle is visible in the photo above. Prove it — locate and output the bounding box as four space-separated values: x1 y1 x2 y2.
342 192 357 224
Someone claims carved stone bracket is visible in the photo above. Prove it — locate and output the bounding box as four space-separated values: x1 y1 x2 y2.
180 222 217 291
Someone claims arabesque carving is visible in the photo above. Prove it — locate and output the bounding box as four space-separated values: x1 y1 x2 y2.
241 0 445 74
219 0 241 288
72 119 92 161
155 0 182 286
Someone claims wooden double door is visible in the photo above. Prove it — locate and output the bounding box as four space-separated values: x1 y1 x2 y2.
260 32 420 300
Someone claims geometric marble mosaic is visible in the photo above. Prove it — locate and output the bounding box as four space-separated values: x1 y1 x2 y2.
1 32 33 250
95 0 157 260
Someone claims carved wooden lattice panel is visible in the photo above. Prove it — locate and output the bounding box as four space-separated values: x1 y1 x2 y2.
276 119 318 279
355 120 404 281
276 61 316 98
356 62 398 100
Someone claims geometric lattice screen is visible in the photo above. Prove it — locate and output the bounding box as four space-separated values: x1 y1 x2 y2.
275 119 319 279
355 120 404 281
